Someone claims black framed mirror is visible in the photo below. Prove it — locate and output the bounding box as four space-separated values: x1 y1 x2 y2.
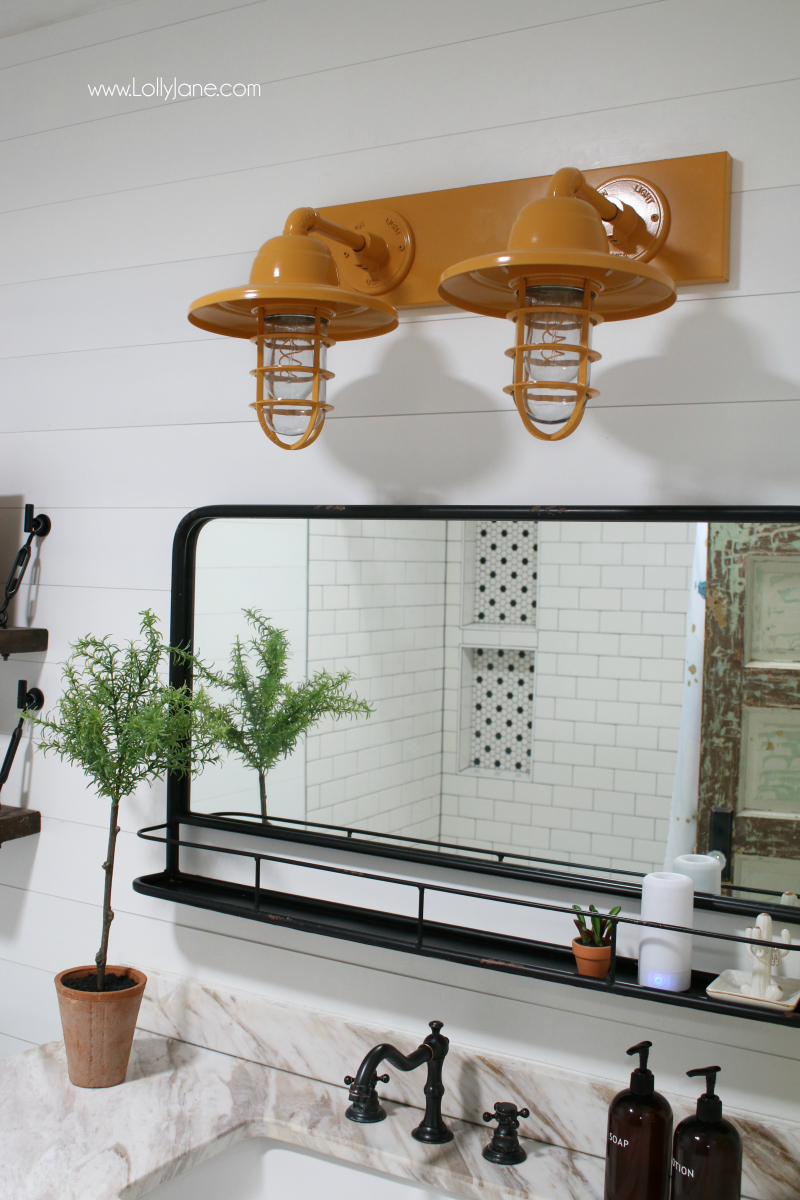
146 505 800 915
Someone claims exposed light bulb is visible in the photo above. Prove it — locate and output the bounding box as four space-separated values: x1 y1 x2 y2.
263 314 328 406
518 286 592 426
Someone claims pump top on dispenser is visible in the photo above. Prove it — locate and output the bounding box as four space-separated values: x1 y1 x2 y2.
671 1066 742 1200
604 1040 672 1200
629 1040 656 1095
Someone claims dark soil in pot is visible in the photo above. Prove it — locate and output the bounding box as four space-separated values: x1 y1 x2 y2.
62 973 137 992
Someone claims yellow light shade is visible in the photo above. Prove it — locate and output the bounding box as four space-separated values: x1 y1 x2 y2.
188 232 398 341
437 170 676 322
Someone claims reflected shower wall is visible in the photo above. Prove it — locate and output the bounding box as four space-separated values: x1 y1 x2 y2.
305 519 447 840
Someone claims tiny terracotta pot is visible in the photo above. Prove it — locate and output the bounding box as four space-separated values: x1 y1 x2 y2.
55 965 146 1088
572 938 612 979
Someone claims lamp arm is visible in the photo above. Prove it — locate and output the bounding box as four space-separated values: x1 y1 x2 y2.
283 208 388 270
548 168 648 251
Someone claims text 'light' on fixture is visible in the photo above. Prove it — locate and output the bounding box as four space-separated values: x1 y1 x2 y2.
437 168 677 441
188 207 403 449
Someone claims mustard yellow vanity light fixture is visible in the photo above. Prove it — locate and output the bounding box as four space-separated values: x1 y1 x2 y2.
188 208 401 449
188 153 730 449
438 169 676 440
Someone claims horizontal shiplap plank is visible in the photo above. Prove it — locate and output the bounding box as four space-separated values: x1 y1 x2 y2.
0 0 661 141
0 399 797 510
0 960 62 1046
0 287 798 428
2 94 799 272
0 0 260 71
1 154 797 313
0 4 798 218
0 506 181 591
0 1031 37 1058
1 168 797 334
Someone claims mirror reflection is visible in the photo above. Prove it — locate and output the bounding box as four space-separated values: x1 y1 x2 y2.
190 516 800 898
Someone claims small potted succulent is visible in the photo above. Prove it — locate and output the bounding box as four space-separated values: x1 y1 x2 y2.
33 611 224 1088
572 903 622 978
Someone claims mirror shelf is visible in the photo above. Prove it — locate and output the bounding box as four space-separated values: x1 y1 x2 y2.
135 504 800 1023
133 816 800 1028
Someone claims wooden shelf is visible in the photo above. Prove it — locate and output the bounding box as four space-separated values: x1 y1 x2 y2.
0 628 48 658
0 805 41 844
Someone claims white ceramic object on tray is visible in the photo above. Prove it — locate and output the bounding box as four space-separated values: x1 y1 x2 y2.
706 969 800 1013
742 913 791 1000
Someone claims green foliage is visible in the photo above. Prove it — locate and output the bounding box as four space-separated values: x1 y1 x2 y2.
33 610 225 801
198 609 373 816
572 903 622 947
30 610 226 989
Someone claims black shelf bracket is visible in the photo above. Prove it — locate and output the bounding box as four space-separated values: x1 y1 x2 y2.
0 679 43 845
0 504 51 660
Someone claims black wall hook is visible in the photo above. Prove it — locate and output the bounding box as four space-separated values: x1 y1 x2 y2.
0 680 44 796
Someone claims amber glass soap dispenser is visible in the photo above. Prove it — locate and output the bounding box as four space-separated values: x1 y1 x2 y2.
671 1066 742 1199
604 1040 673 1200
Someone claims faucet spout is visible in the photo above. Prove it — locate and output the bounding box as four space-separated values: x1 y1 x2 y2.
345 1041 431 1123
344 1021 453 1144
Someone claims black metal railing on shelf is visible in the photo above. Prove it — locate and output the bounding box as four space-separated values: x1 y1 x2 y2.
199 809 792 904
136 821 799 1023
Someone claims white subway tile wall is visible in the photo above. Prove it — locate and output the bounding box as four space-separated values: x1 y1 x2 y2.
442 520 695 873
302 518 692 874
305 519 447 838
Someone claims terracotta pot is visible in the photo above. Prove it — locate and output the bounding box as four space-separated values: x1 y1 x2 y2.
572 938 612 979
54 965 146 1088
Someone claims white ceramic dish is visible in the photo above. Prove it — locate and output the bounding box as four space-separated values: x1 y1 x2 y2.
706 969 800 1013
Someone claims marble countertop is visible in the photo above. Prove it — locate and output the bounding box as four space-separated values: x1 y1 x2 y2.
0 1033 606 1200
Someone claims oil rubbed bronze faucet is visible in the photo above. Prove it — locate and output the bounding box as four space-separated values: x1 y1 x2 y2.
344 1020 453 1144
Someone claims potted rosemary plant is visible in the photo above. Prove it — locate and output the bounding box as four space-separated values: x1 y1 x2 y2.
198 609 373 821
34 611 224 1088
572 903 622 978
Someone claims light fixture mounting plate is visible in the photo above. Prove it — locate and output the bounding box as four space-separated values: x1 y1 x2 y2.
318 152 731 309
325 206 415 296
599 176 670 261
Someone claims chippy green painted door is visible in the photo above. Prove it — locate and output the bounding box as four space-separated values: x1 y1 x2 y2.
698 523 800 892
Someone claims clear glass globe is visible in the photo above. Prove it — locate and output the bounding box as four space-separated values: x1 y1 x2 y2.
516 285 592 425
263 314 327 404
263 403 324 441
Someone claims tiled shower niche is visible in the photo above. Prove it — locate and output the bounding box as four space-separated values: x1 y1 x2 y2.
462 520 538 627
458 646 535 775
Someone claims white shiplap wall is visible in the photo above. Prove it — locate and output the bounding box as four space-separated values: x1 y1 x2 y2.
1 0 799 1122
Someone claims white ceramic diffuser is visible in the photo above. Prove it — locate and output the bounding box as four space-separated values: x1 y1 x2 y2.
673 853 722 895
638 871 694 993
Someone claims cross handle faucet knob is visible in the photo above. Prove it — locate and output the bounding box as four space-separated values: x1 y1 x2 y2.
483 1101 530 1125
482 1101 530 1166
